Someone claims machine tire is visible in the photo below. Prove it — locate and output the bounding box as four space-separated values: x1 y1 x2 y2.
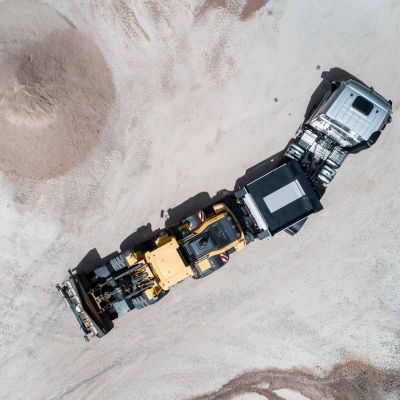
131 290 169 309
132 294 149 309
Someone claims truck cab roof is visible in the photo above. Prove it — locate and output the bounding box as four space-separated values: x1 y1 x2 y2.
182 214 241 261
308 79 391 143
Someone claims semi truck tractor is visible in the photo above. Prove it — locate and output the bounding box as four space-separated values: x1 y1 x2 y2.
57 76 392 341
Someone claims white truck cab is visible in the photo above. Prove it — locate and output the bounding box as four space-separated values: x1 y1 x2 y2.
286 79 392 188
308 79 392 147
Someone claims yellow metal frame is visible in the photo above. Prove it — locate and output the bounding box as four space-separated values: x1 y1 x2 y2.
187 203 246 273
144 236 193 291
123 203 246 298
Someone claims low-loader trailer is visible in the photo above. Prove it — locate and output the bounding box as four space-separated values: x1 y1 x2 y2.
57 76 392 341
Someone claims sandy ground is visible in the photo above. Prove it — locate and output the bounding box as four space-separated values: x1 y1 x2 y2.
0 0 399 399
0 0 115 180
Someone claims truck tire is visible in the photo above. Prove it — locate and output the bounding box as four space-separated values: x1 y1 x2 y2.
326 147 347 169
317 164 336 185
285 143 305 161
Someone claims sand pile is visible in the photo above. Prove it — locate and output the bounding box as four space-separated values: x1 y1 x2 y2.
0 4 115 180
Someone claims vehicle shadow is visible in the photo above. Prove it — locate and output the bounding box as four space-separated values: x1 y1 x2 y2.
72 67 353 276
303 67 366 121
73 248 118 275
73 149 286 276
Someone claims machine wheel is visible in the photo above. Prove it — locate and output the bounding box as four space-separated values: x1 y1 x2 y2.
131 290 168 309
132 294 150 309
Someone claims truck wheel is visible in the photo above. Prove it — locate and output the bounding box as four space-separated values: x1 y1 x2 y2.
326 147 347 169
285 143 305 161
317 164 336 186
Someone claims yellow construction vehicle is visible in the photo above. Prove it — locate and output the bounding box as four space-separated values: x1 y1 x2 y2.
58 160 327 340
58 202 247 340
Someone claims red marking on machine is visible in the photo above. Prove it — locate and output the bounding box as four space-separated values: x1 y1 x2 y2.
198 210 206 222
220 253 229 263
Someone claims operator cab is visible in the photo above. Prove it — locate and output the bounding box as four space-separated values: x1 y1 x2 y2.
181 215 241 262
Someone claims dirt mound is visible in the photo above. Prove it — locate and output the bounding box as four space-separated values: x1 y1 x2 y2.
0 27 115 180
189 361 400 399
